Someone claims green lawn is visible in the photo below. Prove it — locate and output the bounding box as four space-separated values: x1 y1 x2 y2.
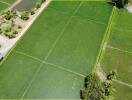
0 1 112 99
1 0 16 4
101 48 132 84
0 0 16 12
0 52 40 98
109 9 132 51
0 2 8 12
113 82 132 100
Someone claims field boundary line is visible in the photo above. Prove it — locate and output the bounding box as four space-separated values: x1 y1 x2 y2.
93 7 116 71
114 80 132 88
15 50 42 62
108 45 132 54
0 0 10 5
14 50 85 77
21 2 84 98
44 62 86 77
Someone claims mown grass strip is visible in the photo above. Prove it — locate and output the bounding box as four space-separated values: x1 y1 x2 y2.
15 50 42 62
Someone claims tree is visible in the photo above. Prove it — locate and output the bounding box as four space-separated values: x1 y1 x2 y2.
108 0 129 8
107 70 117 80
80 71 116 100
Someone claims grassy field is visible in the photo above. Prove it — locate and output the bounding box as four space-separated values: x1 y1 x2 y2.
101 9 132 84
0 0 16 12
113 82 132 100
0 1 112 99
0 2 8 11
100 7 132 100
0 0 16 4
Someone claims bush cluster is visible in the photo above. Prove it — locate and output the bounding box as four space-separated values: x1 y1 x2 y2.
0 20 19 38
80 71 117 100
20 0 46 20
0 10 20 39
1 10 17 20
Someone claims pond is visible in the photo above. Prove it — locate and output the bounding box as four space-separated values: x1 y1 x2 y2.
13 0 38 11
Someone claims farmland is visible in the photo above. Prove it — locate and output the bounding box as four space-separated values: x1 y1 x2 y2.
0 1 113 99
100 8 132 99
0 0 132 99
0 0 16 12
0 3 8 11
1 0 16 4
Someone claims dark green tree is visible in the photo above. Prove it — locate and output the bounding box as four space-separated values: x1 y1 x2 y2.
108 0 129 8
80 71 116 100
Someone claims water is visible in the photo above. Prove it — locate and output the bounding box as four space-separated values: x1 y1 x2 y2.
13 0 38 11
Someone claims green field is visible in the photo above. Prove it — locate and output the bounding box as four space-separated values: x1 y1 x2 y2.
1 0 16 4
0 2 8 11
0 0 16 12
100 7 132 100
0 1 113 99
101 9 132 84
0 0 132 99
113 82 132 100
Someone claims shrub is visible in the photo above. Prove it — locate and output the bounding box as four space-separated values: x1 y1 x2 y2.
80 71 116 100
3 29 17 39
4 31 16 39
30 8 36 15
1 24 11 32
35 2 41 9
0 28 2 34
39 0 46 3
2 10 17 20
20 11 29 20
18 25 22 29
